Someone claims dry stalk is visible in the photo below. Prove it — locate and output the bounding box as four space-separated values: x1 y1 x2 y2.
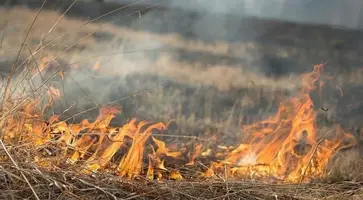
0 139 40 200
1 0 48 110
76 178 117 200
14 0 162 72
47 0 78 35
299 129 333 184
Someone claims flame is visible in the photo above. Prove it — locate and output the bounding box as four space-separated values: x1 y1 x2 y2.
38 57 52 72
92 62 101 71
32 56 67 81
117 121 166 178
218 64 356 182
152 137 182 158
2 63 358 183
186 143 203 166
147 154 155 180
47 87 61 99
169 170 183 180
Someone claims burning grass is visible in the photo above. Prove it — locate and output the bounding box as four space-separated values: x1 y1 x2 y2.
0 65 353 181
0 137 363 199
1 2 363 200
0 60 362 199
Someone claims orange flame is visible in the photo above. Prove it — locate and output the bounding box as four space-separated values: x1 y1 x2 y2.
219 64 356 182
38 57 52 72
92 62 101 71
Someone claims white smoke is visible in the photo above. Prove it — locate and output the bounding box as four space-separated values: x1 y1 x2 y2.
112 0 363 29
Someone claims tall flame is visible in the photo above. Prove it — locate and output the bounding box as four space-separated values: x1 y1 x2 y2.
219 64 356 182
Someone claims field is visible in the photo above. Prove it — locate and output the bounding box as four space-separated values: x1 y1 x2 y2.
0 1 363 199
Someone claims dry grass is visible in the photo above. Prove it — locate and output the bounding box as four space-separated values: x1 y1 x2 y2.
0 6 302 91
327 151 363 182
0 164 362 200
0 1 363 200
0 144 363 200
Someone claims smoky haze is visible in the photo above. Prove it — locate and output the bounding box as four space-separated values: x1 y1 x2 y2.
110 0 363 29
3 0 362 128
45 1 363 121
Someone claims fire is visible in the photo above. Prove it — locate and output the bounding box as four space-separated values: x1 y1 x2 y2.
1 63 357 183
38 57 53 72
92 62 101 71
34 56 104 82
216 64 357 182
47 87 61 99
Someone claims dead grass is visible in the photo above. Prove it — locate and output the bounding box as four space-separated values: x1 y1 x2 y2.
0 141 363 200
327 151 363 182
0 1 363 200
0 159 362 199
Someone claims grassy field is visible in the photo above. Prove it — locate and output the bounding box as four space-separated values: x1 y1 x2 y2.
0 1 363 199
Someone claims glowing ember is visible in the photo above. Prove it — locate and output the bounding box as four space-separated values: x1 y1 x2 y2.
92 62 101 71
1 63 357 183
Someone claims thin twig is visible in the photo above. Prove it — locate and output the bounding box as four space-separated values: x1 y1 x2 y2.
68 75 100 109
47 0 78 35
0 68 62 129
77 178 117 200
0 139 40 200
299 129 334 184
1 0 48 109
0 21 7 50
15 0 161 70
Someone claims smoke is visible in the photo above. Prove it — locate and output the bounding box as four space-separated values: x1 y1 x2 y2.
10 0 363 29
108 0 363 29
167 0 363 29
3 0 361 125
44 0 360 121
